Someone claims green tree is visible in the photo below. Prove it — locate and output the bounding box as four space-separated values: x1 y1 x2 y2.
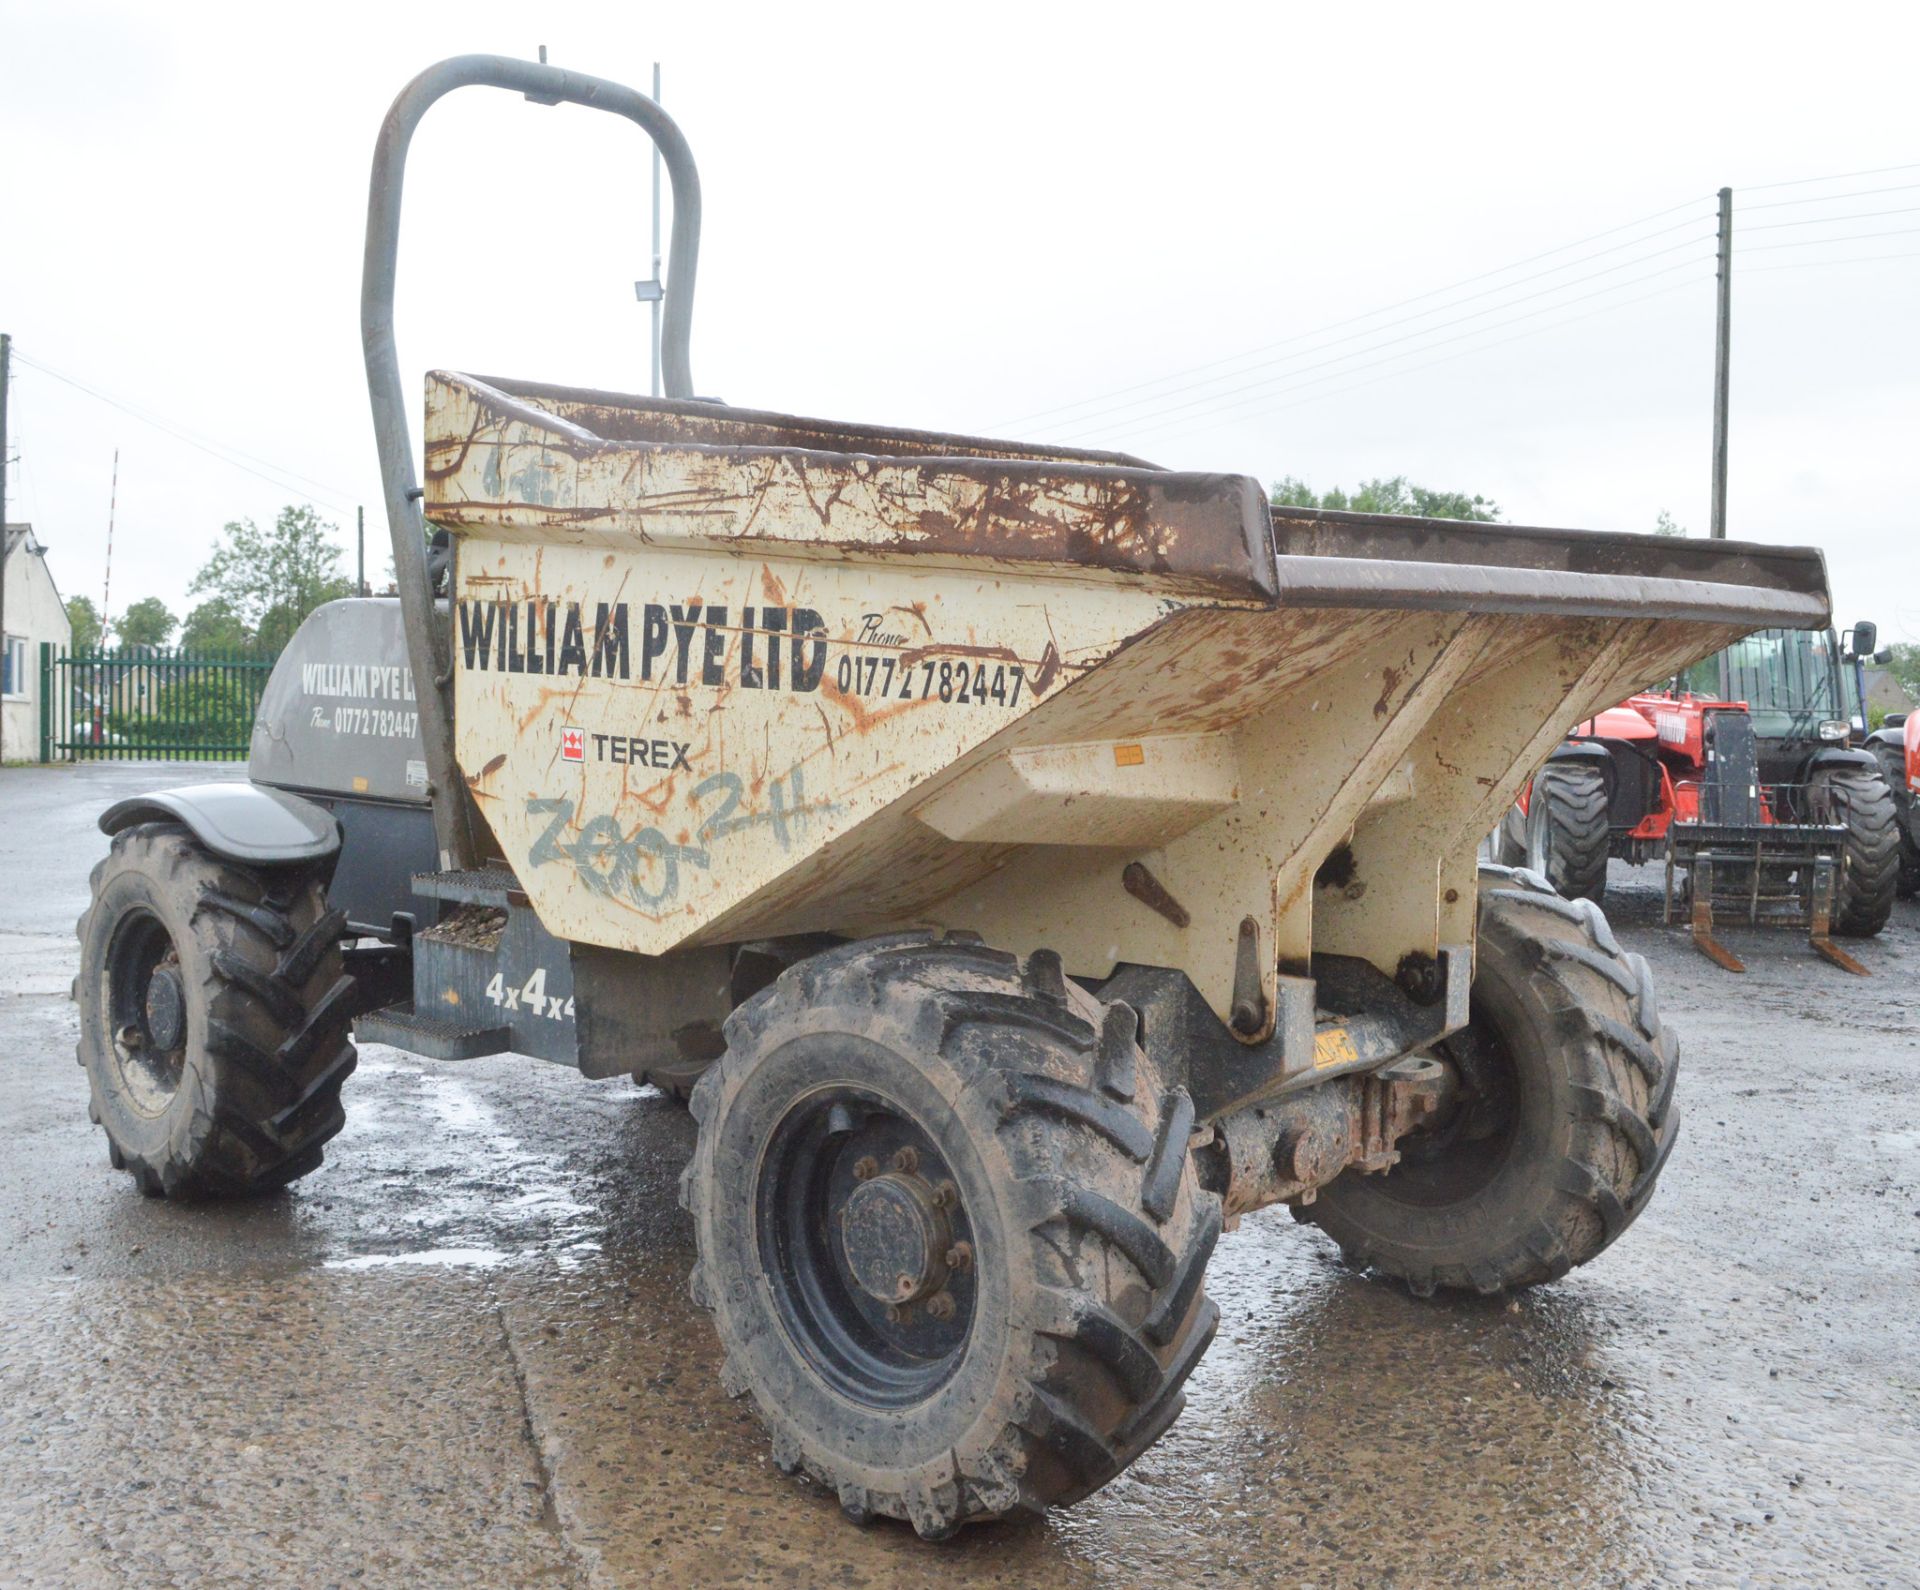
181 596 252 654
1886 642 1920 701
189 504 352 655
66 594 105 652
115 596 177 650
1654 510 1686 537
1268 475 1499 521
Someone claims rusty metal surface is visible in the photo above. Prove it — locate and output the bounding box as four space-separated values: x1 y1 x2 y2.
1808 857 1871 976
423 370 1838 1031
1269 554 1830 625
1206 1055 1454 1222
426 373 1279 600
1687 859 1748 973
472 372 1162 468
1270 505 1830 618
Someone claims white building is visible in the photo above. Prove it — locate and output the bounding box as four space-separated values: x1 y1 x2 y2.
3 524 73 761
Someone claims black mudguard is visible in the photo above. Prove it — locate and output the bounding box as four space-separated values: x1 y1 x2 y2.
98 783 341 868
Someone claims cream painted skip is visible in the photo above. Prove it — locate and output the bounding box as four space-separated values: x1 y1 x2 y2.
423 371 1826 1034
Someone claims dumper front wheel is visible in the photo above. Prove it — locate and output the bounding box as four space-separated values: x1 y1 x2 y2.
75 824 357 1198
683 935 1221 1537
1298 866 1677 1295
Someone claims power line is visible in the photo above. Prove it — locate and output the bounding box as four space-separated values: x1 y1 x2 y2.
1741 250 1920 272
15 350 359 505
1051 254 1711 445
1021 228 1714 440
11 350 360 514
1741 180 1920 212
1137 278 1705 451
1147 278 1704 445
1021 164 1920 453
1740 225 1920 253
990 169 1914 440
1742 159 1920 194
1741 204 1920 233
986 194 1713 432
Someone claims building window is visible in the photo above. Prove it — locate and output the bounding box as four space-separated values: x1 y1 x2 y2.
2 635 28 700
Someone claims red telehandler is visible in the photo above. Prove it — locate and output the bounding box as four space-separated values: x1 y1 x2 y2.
1498 624 1899 972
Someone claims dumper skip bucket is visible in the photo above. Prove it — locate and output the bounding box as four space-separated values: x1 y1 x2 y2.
422 369 1828 1037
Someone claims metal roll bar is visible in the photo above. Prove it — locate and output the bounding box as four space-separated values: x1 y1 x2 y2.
360 54 702 868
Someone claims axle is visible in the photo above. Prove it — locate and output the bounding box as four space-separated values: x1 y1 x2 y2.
1198 1053 1458 1224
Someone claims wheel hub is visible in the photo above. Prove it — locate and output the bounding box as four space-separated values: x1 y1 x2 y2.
757 1086 978 1406
144 964 186 1053
839 1171 952 1305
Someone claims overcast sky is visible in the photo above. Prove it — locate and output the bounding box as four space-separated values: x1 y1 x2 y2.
3 1 1915 645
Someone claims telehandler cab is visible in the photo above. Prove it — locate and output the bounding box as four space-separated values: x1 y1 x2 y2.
73 55 1833 1536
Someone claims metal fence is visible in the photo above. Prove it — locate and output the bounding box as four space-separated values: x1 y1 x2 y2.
39 644 278 762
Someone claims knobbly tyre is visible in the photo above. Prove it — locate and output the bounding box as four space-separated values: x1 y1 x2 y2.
71 55 1835 1538
1497 622 1899 972
1865 705 1920 898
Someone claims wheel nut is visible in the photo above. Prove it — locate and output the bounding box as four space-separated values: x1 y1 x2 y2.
891 1146 919 1173
944 1242 972 1271
885 1304 908 1324
852 1156 879 1181
895 1272 916 1298
931 1180 958 1209
925 1292 956 1321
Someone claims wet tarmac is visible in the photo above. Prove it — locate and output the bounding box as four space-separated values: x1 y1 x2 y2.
3 762 1917 1587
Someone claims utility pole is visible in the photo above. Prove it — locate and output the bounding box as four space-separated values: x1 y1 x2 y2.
357 505 366 596
102 449 118 634
1 333 10 694
635 62 665 397
1710 186 1732 538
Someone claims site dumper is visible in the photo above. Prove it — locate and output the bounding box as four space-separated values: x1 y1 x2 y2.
71 55 1833 1538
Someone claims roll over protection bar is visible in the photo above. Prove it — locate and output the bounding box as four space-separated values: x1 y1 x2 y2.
360 54 703 869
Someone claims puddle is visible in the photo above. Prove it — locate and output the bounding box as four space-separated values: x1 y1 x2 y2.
325 1247 510 1271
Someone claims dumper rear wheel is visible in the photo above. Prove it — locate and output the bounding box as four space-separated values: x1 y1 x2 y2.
1297 865 1677 1295
75 823 356 1198
1809 764 1899 935
682 934 1221 1537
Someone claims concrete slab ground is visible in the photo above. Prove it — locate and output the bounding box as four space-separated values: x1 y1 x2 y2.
3 762 1917 1586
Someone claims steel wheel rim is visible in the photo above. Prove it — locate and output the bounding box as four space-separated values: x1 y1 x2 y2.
104 908 189 1116
755 1084 978 1409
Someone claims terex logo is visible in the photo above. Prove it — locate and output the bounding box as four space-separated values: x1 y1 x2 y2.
560 726 584 763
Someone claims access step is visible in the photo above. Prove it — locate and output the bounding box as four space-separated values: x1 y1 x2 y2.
410 867 522 908
355 1001 512 1060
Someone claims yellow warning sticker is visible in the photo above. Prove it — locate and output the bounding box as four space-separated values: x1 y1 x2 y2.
1113 743 1145 767
1313 1028 1359 1069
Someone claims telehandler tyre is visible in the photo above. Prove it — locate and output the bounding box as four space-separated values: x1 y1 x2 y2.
75 823 357 1198
1498 761 1610 903
1809 763 1900 934
682 934 1221 1538
1870 743 1920 899
1297 865 1678 1296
